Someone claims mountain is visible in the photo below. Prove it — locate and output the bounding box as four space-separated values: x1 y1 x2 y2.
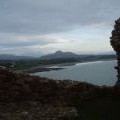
0 54 35 60
0 51 116 61
39 50 79 60
39 50 116 61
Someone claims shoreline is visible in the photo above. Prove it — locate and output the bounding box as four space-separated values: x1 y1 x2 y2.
1 68 120 120
22 59 116 74
24 67 63 73
76 59 117 66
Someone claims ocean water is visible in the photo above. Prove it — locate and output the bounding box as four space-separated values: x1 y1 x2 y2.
32 60 117 86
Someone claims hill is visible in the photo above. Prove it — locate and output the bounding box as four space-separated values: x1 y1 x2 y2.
0 51 116 61
0 52 116 71
39 50 116 61
0 54 35 60
0 68 120 120
39 50 79 60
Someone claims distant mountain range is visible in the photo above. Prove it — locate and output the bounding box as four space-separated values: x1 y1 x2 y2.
39 50 116 60
0 54 35 60
39 50 79 60
0 51 116 60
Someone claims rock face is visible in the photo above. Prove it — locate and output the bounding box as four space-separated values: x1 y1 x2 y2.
110 18 120 86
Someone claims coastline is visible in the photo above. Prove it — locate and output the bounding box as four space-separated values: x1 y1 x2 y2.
0 67 120 120
20 59 116 74
24 67 63 73
76 59 117 66
31 60 117 86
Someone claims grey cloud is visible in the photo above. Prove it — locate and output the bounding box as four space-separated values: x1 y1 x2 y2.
0 34 67 48
0 0 120 55
0 0 120 34
0 46 43 57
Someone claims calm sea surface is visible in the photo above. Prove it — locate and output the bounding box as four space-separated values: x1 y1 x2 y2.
32 60 117 86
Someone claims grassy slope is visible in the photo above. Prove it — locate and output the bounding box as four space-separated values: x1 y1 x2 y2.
0 68 120 120
0 54 116 71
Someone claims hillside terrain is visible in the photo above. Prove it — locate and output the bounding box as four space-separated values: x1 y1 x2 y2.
39 50 79 60
0 68 120 120
0 54 35 60
0 51 116 60
39 51 116 60
0 51 116 71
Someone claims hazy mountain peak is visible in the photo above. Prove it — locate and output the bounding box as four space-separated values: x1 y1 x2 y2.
55 50 63 54
39 50 78 60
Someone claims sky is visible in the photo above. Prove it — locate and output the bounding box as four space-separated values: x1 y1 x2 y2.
0 0 120 57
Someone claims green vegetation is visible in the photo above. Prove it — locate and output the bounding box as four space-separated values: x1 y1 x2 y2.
0 54 116 71
0 58 78 70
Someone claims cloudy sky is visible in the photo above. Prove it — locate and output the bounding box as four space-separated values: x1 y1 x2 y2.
0 0 120 56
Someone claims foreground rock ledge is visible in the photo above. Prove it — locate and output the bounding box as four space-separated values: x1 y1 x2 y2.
0 68 120 120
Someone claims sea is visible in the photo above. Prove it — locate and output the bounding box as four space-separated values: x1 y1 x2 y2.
32 60 117 86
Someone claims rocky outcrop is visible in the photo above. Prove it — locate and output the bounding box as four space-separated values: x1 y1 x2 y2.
110 18 120 86
1 68 101 105
0 68 120 120
0 68 96 119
